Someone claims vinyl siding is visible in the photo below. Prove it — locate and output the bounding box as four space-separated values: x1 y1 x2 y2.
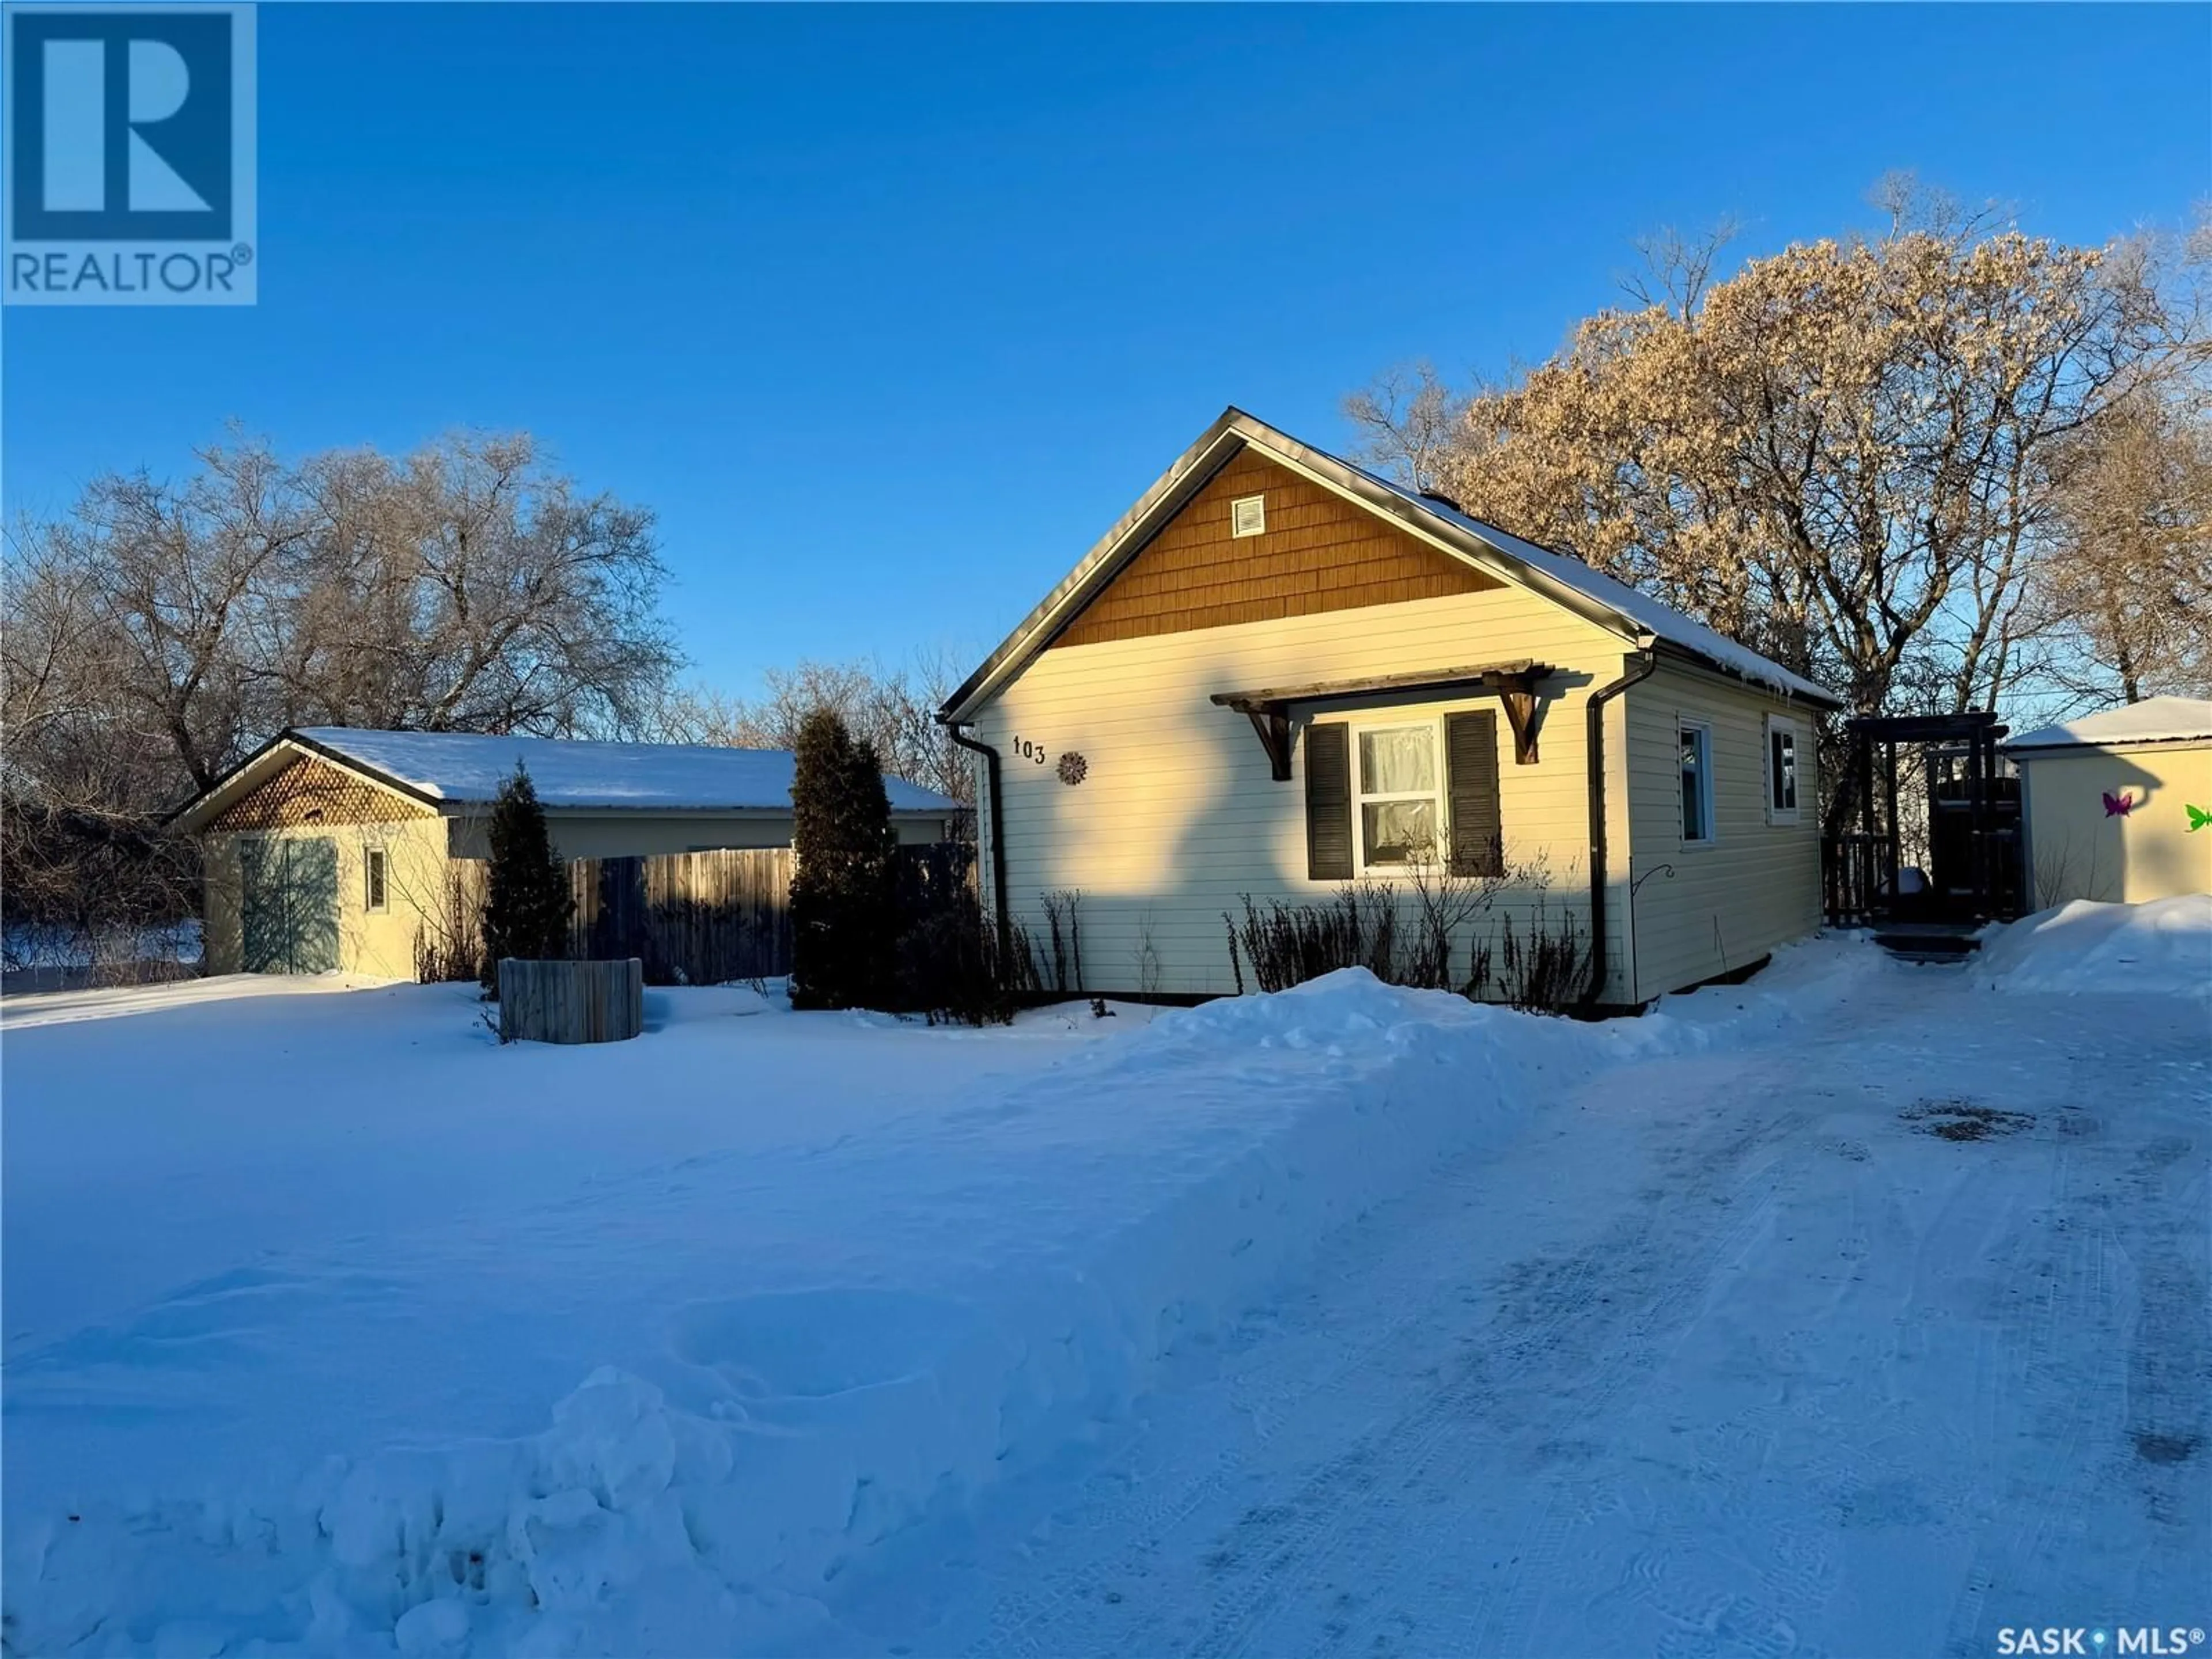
2016 743 2212 905
972 585 1635 999
1623 661 1824 999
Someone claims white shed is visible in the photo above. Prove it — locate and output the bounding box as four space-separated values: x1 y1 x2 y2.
2004 698 2212 907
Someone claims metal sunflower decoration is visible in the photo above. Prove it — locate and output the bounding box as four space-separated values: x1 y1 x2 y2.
1056 752 1088 786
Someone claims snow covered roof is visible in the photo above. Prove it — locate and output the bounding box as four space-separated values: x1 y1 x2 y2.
941 408 1842 723
176 728 960 828
1348 464 1839 706
2004 696 2212 752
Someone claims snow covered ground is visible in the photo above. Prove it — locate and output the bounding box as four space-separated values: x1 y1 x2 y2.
3 911 2206 1656
1975 895 2212 999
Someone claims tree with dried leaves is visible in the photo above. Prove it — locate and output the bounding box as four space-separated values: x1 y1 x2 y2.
2031 389 2211 702
1348 183 2205 827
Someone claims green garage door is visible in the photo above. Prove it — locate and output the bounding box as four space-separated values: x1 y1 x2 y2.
240 837 341 974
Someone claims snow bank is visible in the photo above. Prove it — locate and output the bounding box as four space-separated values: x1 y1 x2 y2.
1975 896 2212 997
3 949 1876 1656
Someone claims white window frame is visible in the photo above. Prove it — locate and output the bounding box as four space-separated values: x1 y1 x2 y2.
1677 719 1716 847
363 844 389 914
1764 713 1802 826
1230 493 1267 537
1350 715 1446 874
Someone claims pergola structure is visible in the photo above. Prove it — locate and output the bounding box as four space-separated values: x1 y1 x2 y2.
1825 711 2023 928
1211 661 1553 781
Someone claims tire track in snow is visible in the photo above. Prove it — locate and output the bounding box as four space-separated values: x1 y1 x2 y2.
952 1062 1816 1659
1168 1089 1811 1659
961 1171 1490 1658
934 987 2209 1659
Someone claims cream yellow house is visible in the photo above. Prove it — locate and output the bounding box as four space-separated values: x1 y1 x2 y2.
939 410 1844 1007
173 729 960 979
2003 698 2212 907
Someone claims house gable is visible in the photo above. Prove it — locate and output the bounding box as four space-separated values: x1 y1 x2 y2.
1048 449 1501 650
206 753 435 834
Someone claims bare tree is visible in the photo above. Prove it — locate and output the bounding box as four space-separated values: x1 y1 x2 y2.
649 650 974 810
2 429 681 957
1342 362 1467 493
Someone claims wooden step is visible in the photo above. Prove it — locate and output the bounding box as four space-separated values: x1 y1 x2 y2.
1872 925 1983 964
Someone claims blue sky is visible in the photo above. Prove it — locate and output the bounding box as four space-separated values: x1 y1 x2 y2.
6 3 2206 698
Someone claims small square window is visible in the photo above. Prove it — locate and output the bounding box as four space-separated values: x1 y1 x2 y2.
1230 494 1266 537
364 846 389 913
1679 722 1714 844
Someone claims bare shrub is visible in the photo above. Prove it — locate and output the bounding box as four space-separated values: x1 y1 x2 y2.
1225 855 1594 1011
1228 887 1400 995
1473 902 1596 1014
1 800 200 984
1033 889 1085 995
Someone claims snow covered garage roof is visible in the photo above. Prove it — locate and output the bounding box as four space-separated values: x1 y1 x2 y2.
2004 696 2212 753
175 727 961 830
940 407 1842 724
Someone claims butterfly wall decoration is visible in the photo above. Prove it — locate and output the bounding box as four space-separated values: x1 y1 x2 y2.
2188 804 2210 833
2103 790 2136 817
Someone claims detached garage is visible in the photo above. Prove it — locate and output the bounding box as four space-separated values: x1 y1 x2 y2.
2005 696 2212 907
173 728 961 979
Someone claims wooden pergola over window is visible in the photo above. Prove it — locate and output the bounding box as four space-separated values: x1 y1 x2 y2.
1211 661 1554 782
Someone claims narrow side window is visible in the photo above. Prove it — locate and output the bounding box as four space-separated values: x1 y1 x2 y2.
1766 715 1801 823
1679 722 1714 844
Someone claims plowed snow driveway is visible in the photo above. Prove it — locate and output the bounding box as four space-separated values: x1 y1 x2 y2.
832 975 2211 1658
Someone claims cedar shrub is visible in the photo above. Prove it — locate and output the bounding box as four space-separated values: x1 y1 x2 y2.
480 762 574 990
789 708 899 1009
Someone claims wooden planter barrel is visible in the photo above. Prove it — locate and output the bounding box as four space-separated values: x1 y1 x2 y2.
497 957 643 1044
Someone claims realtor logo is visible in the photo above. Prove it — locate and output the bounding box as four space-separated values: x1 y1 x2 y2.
3 2 256 304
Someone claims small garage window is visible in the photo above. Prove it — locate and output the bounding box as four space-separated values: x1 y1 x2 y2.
364 846 389 913
1766 715 1802 824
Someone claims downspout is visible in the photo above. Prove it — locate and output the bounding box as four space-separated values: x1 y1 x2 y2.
946 721 1010 962
1583 647 1658 1009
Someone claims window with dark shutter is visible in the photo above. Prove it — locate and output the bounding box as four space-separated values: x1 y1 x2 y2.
1304 722 1354 880
1445 710 1503 876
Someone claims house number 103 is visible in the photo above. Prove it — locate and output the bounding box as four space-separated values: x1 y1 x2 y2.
1011 737 1049 764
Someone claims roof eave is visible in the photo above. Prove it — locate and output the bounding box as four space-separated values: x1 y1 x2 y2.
2006 734 2212 755
940 408 1257 725
1647 641 1847 711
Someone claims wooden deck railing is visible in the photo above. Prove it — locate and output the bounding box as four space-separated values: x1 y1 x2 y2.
1821 832 1894 927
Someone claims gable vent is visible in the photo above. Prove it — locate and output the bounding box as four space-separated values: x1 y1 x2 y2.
1230 493 1266 537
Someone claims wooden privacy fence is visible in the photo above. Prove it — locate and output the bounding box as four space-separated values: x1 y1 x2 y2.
573 849 795 985
498 957 643 1043
440 844 970 987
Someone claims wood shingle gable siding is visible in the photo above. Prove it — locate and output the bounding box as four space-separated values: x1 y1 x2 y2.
206 755 433 834
1049 452 1501 650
